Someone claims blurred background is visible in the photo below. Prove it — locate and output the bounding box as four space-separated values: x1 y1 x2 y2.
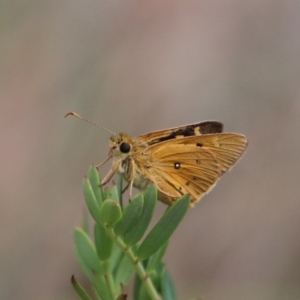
1 1 300 299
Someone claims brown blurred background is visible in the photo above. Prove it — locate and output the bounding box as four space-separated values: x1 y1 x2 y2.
1 1 300 299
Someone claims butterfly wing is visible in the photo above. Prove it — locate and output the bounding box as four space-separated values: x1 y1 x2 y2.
138 121 223 145
146 145 221 205
144 133 248 205
183 133 248 174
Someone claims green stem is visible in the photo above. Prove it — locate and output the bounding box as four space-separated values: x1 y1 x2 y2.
107 228 161 300
102 260 116 296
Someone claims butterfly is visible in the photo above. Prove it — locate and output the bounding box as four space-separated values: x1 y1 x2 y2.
66 112 248 207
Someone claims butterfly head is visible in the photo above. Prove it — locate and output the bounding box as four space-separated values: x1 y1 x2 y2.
109 133 135 158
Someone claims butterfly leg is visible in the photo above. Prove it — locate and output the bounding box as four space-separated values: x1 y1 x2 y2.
122 182 130 193
101 169 115 186
95 153 112 168
128 181 134 201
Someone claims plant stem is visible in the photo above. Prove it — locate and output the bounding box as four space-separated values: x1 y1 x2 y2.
102 260 116 296
106 228 161 300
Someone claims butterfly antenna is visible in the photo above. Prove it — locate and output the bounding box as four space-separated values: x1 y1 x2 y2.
65 112 116 135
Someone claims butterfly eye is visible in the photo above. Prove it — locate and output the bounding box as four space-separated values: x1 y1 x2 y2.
120 142 131 153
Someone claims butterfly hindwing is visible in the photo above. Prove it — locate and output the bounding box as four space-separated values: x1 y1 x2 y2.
144 133 247 204
174 133 248 174
145 144 221 204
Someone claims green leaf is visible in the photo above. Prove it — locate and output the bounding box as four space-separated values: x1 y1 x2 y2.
94 273 115 300
89 165 104 206
160 267 178 300
105 185 119 203
114 193 144 236
94 223 113 261
146 240 169 274
81 209 89 235
99 200 122 228
71 275 93 300
82 178 102 224
137 195 190 260
134 267 154 300
116 175 123 209
74 228 103 274
110 244 123 274
133 273 142 300
75 249 95 284
149 269 160 293
91 287 102 300
123 185 157 246
136 284 152 300
143 184 157 203
115 253 135 287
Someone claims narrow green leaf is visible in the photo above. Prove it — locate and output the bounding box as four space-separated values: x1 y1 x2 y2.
94 223 113 261
143 184 158 203
146 240 169 274
116 175 123 209
137 195 190 260
149 269 160 293
110 244 123 274
81 209 89 235
115 252 135 287
92 287 102 300
75 249 95 284
133 273 142 300
114 193 144 236
94 273 115 300
82 178 102 224
160 267 178 300
136 284 152 300
74 228 102 274
105 185 119 203
71 275 93 300
123 185 157 246
89 165 104 206
99 200 122 228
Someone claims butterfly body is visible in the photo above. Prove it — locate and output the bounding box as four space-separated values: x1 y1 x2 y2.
106 121 248 206
109 133 152 190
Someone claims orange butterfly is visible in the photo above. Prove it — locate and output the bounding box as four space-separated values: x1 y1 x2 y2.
66 112 248 207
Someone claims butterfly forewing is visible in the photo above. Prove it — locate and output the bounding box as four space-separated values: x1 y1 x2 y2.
138 121 223 145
